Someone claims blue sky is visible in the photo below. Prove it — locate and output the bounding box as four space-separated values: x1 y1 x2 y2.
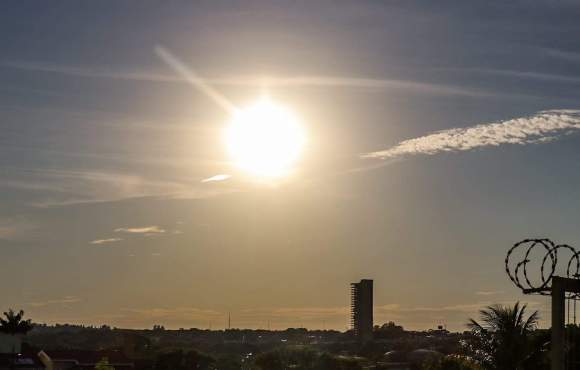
1 1 580 331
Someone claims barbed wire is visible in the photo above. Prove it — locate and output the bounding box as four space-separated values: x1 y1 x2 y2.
505 238 580 295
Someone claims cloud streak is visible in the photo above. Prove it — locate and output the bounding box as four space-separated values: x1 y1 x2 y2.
362 110 580 160
0 218 37 241
115 226 165 234
201 174 231 183
466 68 580 84
1 60 516 98
90 238 122 245
475 290 504 296
1 167 206 207
543 48 580 63
29 296 81 308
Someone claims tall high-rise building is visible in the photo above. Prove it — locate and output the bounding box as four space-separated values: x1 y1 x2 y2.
350 279 373 341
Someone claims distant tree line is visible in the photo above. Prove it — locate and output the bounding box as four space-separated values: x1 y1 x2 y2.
3 303 571 370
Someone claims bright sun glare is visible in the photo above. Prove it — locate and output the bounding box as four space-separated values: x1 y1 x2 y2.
226 98 305 178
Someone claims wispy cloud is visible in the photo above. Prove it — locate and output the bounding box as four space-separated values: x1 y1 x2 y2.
29 296 81 308
115 307 223 327
362 110 580 160
0 217 37 242
253 76 513 98
543 48 580 63
90 225 180 245
115 226 165 234
467 68 580 84
0 60 181 83
201 174 231 183
475 290 504 296
1 167 202 207
240 306 349 320
90 238 122 245
1 59 515 98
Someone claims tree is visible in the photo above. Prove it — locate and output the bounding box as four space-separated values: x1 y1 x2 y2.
254 350 284 370
315 352 341 370
315 352 362 370
214 354 242 370
0 309 33 370
0 309 33 336
422 355 482 370
153 350 215 370
155 350 184 370
183 350 215 370
255 350 362 370
95 357 115 370
374 321 405 339
465 302 539 370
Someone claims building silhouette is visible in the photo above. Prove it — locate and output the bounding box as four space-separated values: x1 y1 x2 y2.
350 279 373 341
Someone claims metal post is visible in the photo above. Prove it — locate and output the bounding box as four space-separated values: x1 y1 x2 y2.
552 277 565 370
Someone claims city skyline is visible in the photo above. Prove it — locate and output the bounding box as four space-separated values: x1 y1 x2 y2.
2 1 580 332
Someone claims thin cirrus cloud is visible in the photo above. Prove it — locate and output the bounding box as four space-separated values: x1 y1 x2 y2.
90 238 122 245
2 59 516 99
0 167 203 207
201 174 231 183
542 47 580 63
0 217 36 241
362 110 580 160
114 226 166 234
475 290 504 296
90 226 179 245
464 67 580 84
431 65 580 85
29 296 82 308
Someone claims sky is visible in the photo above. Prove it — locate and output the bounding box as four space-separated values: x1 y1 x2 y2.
1 1 580 332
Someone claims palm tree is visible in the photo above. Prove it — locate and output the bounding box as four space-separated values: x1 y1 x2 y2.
466 302 539 370
0 309 33 370
0 309 33 336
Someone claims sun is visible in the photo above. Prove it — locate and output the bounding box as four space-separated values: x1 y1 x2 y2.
225 97 305 178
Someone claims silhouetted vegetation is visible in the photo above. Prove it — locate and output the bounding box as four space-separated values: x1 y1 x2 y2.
422 355 482 370
464 302 540 370
20 322 466 369
10 303 569 370
0 308 34 370
154 349 215 370
95 357 116 370
0 309 33 336
254 348 362 370
374 321 405 339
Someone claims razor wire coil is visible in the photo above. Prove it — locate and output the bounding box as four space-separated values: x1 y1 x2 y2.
505 238 580 295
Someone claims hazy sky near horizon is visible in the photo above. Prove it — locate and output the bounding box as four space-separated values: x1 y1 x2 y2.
2 1 580 331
